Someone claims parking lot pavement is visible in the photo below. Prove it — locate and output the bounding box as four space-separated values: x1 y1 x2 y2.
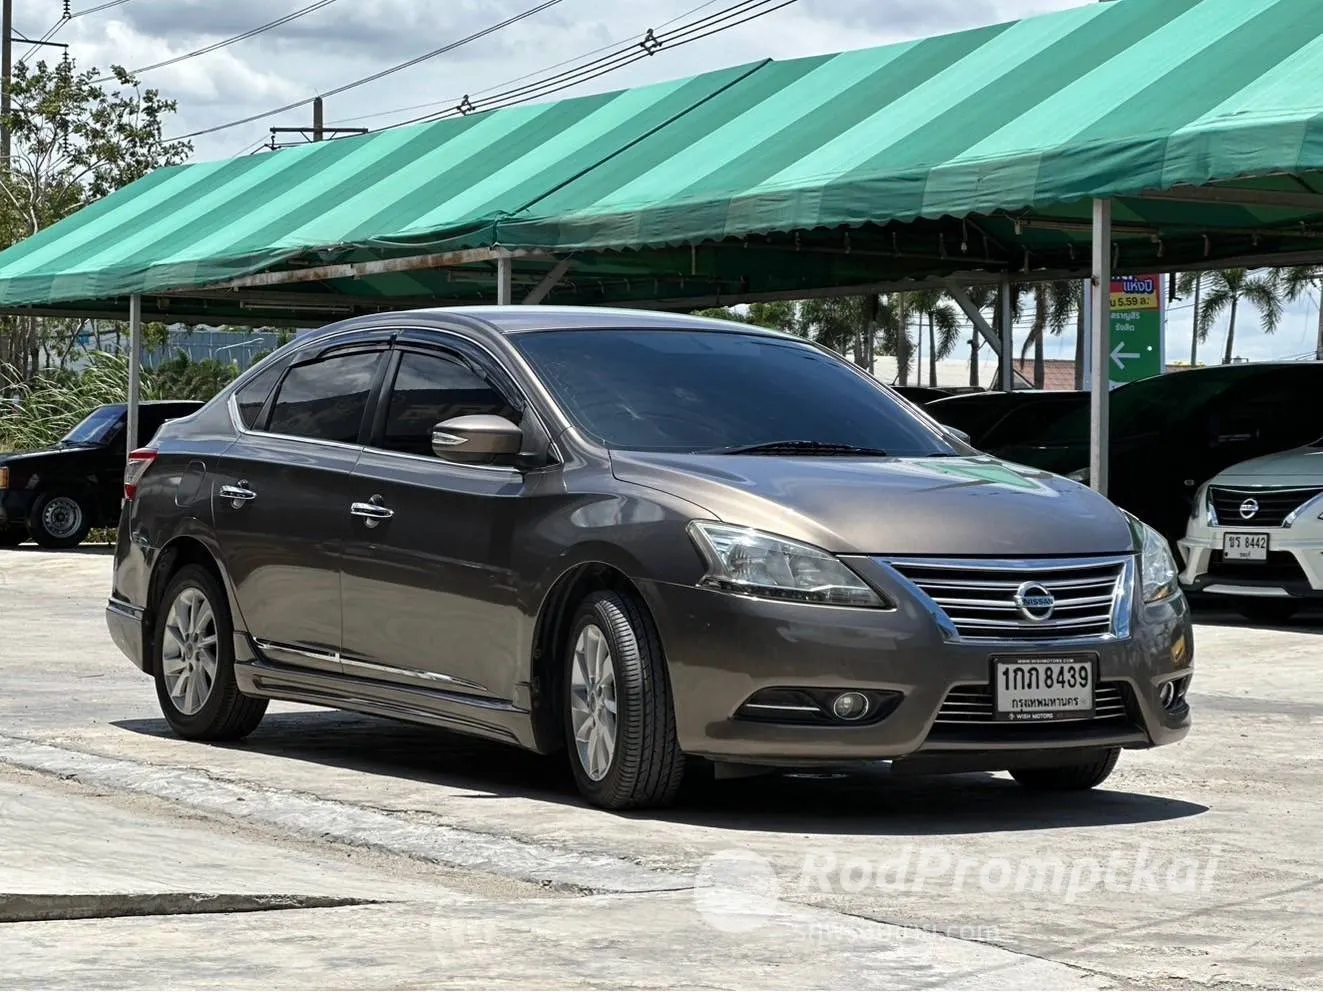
1 547 1320 989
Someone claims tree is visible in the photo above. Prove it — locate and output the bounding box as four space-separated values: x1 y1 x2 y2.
909 289 960 387
1195 269 1284 364
964 285 1027 387
1176 272 1205 366
798 296 874 363
1280 266 1323 361
0 55 192 379
1018 281 1076 388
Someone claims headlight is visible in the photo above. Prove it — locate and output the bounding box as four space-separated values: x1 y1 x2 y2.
1064 468 1089 483
686 522 887 608
1122 512 1179 603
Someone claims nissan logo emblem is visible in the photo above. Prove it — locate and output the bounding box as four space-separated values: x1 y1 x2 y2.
1239 498 1260 520
1013 581 1056 622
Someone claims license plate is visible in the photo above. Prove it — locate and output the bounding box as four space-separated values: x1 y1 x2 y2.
1223 532 1269 561
993 657 1095 722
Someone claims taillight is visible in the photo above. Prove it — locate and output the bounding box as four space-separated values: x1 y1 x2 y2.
123 448 157 500
0 466 8 491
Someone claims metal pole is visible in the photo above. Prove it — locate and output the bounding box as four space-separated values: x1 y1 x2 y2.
2 0 12 167
496 253 513 305
126 295 142 461
999 272 1013 392
312 96 324 141
1089 199 1112 496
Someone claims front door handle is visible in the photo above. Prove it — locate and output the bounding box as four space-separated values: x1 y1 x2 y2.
350 496 394 528
219 482 257 509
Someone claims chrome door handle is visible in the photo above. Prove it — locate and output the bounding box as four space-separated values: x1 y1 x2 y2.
350 498 394 528
219 483 257 509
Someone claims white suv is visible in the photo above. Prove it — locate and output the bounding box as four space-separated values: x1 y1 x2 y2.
1179 440 1323 622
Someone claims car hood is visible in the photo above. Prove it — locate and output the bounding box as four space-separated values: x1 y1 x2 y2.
0 445 70 465
1211 445 1323 484
610 451 1135 556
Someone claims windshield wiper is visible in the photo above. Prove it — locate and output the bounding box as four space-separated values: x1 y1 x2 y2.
704 440 890 457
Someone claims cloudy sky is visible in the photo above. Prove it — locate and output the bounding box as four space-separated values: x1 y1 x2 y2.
12 0 1316 358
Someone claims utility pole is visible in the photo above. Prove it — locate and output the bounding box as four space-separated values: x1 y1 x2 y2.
268 97 364 150
2 0 13 167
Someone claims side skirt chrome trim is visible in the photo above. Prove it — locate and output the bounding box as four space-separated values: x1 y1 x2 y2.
252 639 492 695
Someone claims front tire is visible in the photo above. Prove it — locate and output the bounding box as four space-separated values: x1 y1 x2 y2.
563 591 685 810
29 491 91 548
153 564 267 741
1009 747 1120 791
1234 598 1299 625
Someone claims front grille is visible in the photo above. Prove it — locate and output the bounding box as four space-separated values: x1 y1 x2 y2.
1209 485 1323 527
935 682 1129 725
886 558 1127 641
1206 550 1309 584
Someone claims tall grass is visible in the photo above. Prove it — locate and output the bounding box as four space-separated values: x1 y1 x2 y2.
0 351 238 452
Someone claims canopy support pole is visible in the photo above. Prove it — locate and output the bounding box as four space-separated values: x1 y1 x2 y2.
126 294 142 464
1089 199 1112 497
999 272 1013 392
496 253 513 305
523 257 572 305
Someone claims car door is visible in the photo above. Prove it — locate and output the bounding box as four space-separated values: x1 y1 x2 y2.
209 339 389 675
338 338 533 701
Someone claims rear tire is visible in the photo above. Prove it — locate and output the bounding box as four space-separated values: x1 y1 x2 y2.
563 591 685 810
29 491 91 548
1009 747 1120 791
153 564 267 741
1234 598 1299 625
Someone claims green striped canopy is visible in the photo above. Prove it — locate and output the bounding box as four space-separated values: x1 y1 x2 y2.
0 0 1321 321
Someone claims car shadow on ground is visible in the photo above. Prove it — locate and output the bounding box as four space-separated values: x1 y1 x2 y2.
112 711 1207 835
1189 601 1323 633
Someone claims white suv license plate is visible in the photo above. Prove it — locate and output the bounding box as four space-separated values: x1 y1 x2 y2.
1223 532 1269 561
993 657 1095 722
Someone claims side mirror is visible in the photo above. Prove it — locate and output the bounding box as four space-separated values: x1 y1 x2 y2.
431 415 523 464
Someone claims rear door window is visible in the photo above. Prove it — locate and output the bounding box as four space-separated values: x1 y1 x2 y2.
267 350 384 444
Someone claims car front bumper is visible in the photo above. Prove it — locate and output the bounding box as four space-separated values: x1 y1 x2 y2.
641 560 1192 767
1179 519 1323 600
0 490 34 529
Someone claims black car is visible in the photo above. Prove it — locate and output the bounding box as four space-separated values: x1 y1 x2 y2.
105 307 1191 811
926 390 1088 448
891 385 953 405
992 362 1323 554
0 400 202 548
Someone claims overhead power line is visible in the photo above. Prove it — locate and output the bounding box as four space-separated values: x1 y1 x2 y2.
73 0 135 14
95 0 340 83
378 0 798 131
326 0 727 128
168 0 568 141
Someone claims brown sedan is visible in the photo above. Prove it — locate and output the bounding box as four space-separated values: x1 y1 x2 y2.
107 307 1192 810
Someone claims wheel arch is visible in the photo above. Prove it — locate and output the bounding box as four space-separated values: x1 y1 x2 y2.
526 555 659 754
142 535 239 675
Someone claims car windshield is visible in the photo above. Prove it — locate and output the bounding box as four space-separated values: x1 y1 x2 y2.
60 405 125 445
1010 369 1264 447
513 328 957 455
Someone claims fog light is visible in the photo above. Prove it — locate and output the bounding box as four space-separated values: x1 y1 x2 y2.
1159 681 1175 707
831 691 870 721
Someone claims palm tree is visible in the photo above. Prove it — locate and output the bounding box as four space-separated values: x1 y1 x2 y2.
1176 272 1205 365
964 284 1028 388
1018 281 1076 388
1195 269 1284 364
1280 266 1323 361
910 289 961 387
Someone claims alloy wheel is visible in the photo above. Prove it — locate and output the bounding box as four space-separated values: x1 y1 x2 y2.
569 623 618 782
161 586 220 716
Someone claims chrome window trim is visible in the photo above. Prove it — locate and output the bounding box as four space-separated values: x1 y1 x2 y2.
875 555 1135 644
254 639 490 695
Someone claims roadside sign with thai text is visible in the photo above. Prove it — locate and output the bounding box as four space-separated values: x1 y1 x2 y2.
1106 274 1163 388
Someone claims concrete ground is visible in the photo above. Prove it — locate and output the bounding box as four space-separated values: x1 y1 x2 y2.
0 546 1319 990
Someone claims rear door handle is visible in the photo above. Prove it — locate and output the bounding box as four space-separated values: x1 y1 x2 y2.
350 498 394 528
219 483 257 509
